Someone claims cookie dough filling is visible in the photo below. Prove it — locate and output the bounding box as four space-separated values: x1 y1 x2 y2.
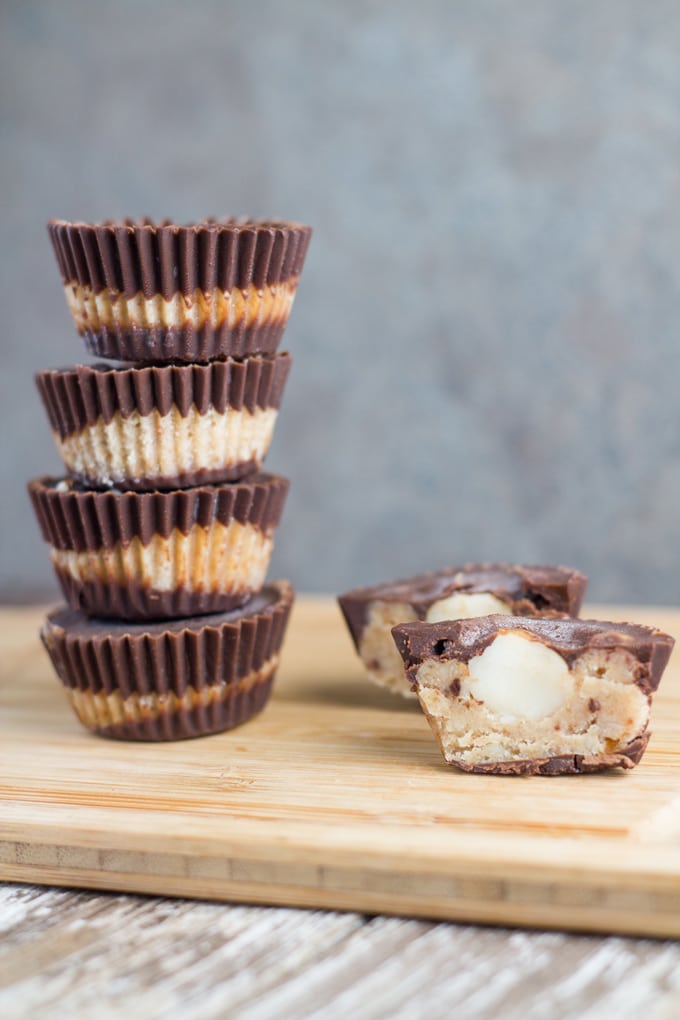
51 519 273 592
392 615 674 773
64 281 298 334
56 404 278 488
67 653 279 732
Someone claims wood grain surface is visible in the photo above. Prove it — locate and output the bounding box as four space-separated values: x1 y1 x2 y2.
1 599 679 938
1 883 680 1020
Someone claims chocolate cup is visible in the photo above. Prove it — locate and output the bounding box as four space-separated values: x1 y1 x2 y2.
28 474 289 621
48 218 312 363
36 354 291 490
40 581 295 741
392 615 675 774
338 563 588 650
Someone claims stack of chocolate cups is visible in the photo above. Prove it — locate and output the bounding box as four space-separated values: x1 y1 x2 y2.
29 218 312 741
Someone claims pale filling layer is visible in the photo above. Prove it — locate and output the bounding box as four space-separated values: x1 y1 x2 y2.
51 520 273 593
56 405 278 486
66 654 279 729
415 635 650 766
65 281 298 331
358 593 512 698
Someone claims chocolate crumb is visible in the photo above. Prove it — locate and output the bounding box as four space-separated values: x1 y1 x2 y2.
588 698 601 712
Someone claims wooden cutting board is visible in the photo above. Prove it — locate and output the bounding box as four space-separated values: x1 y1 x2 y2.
1 599 679 937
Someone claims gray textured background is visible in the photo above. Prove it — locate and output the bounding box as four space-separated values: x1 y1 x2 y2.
1 0 679 603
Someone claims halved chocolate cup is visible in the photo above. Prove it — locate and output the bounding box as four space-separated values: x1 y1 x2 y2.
28 474 289 620
392 614 674 774
48 218 312 363
36 354 291 490
338 563 588 698
41 581 294 741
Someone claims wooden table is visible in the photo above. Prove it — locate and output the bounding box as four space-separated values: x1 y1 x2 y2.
2 600 680 1018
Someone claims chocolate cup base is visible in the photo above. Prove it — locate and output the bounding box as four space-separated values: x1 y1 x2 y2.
447 732 651 775
56 573 255 621
68 460 261 493
82 322 287 364
73 674 274 742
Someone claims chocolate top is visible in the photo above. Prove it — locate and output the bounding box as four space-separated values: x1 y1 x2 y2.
47 584 281 639
338 563 587 647
392 615 675 695
48 218 312 297
36 354 291 435
28 473 289 551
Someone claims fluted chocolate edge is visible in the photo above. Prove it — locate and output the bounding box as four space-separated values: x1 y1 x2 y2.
48 218 312 296
36 354 292 435
41 581 294 741
28 473 289 551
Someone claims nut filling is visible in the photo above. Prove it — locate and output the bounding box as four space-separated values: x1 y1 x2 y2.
356 594 512 698
416 638 651 768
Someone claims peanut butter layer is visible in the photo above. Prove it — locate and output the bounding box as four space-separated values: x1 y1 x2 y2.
41 581 294 741
338 564 587 698
392 615 674 773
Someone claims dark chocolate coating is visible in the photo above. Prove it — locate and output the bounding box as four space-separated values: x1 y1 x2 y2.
53 571 259 622
81 322 290 363
338 564 588 649
28 473 289 551
41 581 294 741
36 354 291 436
392 614 675 696
48 219 312 297
66 461 262 493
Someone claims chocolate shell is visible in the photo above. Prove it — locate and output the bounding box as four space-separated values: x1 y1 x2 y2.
36 354 291 490
28 474 289 620
339 563 588 650
48 218 312 362
41 581 295 741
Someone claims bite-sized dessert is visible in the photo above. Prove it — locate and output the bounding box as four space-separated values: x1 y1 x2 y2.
338 564 587 698
48 218 312 363
36 354 291 490
41 581 294 741
392 614 674 774
28 474 288 620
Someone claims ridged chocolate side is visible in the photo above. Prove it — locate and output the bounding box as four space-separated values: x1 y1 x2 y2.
338 563 588 649
36 354 292 436
28 474 289 551
85 323 289 363
449 732 651 775
392 615 675 696
48 219 312 297
53 572 261 621
41 582 294 741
